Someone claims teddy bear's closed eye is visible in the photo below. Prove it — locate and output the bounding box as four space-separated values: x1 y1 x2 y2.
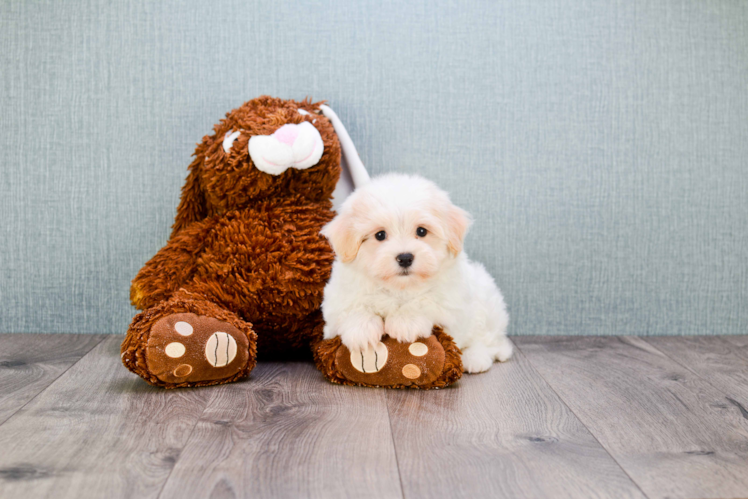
222 130 241 153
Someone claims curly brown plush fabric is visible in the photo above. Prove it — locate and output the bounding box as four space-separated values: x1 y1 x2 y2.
122 97 340 387
121 95 464 389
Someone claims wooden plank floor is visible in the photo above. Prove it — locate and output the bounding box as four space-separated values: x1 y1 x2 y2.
385 347 642 498
0 334 745 498
159 363 402 498
515 336 748 499
0 334 105 426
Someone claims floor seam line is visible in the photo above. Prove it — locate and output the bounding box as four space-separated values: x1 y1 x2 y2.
514 338 650 499
0 333 109 429
155 382 222 499
384 393 407 499
635 337 748 441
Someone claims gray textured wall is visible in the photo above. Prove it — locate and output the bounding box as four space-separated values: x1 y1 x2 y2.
1 0 747 335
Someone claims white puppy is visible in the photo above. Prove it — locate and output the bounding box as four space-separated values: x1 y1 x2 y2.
320 173 512 373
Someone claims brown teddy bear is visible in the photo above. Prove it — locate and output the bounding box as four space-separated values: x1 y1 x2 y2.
121 96 462 389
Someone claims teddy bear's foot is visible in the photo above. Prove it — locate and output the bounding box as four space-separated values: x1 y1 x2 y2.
122 291 257 388
143 312 252 385
313 326 463 389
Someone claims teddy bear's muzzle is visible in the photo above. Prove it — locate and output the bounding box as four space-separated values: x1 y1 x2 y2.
248 121 324 176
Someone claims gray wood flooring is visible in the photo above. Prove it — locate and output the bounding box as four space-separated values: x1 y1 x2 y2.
0 334 746 498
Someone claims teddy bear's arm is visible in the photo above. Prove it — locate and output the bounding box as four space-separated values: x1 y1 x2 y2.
130 218 214 310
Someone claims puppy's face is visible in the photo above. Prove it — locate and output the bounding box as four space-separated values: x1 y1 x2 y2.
322 175 471 289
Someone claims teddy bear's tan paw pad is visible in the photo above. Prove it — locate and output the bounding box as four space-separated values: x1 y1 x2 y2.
146 313 248 384
335 335 445 387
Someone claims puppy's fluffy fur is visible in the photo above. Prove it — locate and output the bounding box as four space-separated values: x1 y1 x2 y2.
321 174 511 373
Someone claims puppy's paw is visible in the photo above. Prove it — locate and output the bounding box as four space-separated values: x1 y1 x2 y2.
494 336 514 362
461 346 493 374
384 315 433 344
340 314 385 353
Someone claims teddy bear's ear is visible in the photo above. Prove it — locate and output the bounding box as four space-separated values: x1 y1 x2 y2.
170 154 207 237
319 105 370 188
319 105 372 213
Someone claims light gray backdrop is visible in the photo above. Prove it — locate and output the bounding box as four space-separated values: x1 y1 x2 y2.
2 0 747 335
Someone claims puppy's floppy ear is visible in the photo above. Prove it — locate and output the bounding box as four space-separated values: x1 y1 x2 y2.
171 150 208 237
442 202 472 256
321 210 362 263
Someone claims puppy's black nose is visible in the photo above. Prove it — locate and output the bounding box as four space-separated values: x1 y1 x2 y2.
396 253 414 268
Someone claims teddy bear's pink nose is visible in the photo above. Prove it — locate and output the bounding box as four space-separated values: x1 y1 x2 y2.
273 124 299 146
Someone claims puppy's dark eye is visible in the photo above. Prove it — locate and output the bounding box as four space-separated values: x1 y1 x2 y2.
416 227 428 237
375 230 386 241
